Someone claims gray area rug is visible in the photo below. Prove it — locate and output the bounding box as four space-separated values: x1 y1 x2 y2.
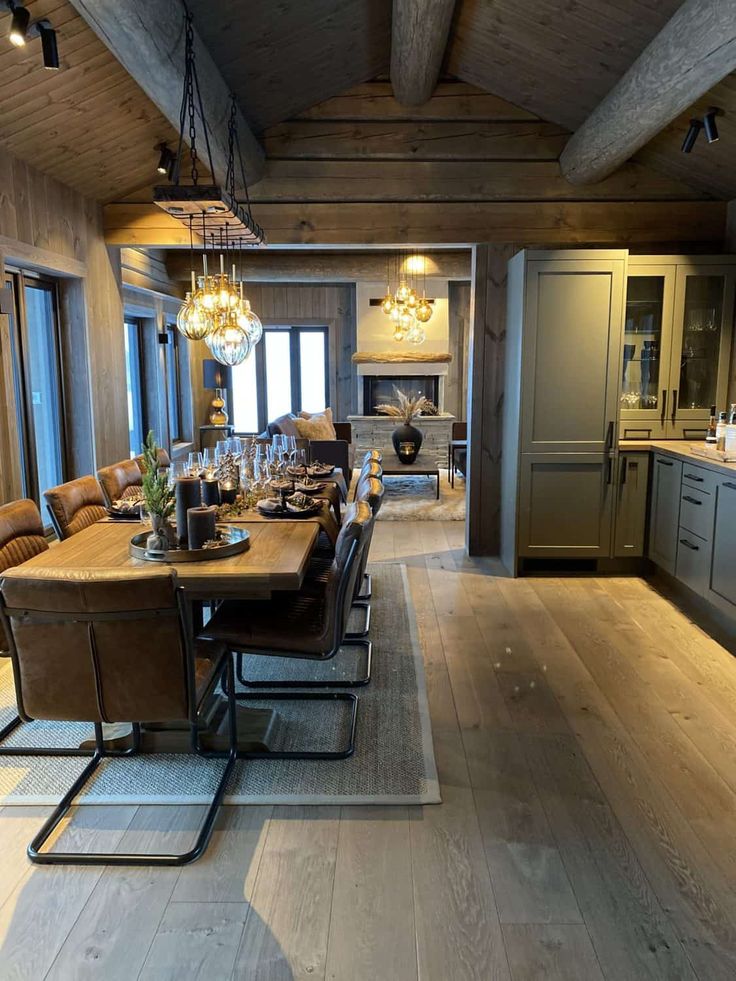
0 564 440 806
355 467 466 521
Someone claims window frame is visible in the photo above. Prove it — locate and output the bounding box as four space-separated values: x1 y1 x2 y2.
228 324 329 434
163 321 183 444
123 317 147 458
4 269 67 505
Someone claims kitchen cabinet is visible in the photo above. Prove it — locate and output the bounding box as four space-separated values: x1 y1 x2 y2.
620 258 735 440
613 452 650 557
648 453 682 575
709 477 736 609
501 249 626 572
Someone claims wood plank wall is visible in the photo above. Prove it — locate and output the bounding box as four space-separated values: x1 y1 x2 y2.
0 146 128 503
188 282 358 439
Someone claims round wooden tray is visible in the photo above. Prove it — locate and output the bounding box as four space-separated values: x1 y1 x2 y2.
129 524 250 563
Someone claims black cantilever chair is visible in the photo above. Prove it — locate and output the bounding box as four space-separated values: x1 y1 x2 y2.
0 566 237 866
201 502 373 734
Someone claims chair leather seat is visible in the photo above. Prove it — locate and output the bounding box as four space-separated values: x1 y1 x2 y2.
203 591 331 656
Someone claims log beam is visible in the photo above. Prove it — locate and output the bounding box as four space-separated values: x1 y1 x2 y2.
390 0 456 107
560 0 736 185
68 0 265 187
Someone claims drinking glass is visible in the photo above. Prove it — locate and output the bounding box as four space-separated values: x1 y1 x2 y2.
187 451 203 476
201 447 214 472
229 437 243 459
215 440 229 463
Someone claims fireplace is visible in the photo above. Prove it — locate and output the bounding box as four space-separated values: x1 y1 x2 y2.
363 375 440 415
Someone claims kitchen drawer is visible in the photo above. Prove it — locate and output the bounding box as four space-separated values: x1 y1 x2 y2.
676 528 711 597
679 485 715 540
681 463 718 496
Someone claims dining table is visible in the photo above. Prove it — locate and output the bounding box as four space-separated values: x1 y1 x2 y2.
15 518 322 755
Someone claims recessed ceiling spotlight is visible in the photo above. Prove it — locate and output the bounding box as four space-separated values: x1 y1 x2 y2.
8 3 29 46
681 118 702 154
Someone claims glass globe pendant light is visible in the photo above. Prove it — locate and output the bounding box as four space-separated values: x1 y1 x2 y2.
207 312 252 366
415 297 432 323
406 322 426 345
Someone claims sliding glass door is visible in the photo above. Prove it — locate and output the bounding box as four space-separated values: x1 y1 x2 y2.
229 325 329 433
4 272 65 505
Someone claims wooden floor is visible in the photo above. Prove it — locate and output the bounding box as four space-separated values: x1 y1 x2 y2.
2 520 736 979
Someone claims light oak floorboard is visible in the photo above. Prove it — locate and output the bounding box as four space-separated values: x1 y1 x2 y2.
0 524 736 980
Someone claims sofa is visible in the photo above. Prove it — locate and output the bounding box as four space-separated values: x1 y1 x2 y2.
264 413 354 488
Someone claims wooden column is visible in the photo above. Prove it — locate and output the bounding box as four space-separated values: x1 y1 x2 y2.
561 0 736 184
466 244 516 556
390 0 456 107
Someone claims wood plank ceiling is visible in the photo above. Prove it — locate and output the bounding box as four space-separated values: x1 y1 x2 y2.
0 0 178 201
0 0 733 209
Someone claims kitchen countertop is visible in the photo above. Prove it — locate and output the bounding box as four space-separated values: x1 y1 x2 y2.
619 439 736 478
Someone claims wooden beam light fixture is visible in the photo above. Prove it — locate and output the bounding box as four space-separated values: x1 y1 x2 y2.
1 1 59 68
153 10 264 246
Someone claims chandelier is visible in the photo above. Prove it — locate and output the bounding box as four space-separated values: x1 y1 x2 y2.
157 10 264 367
380 251 433 345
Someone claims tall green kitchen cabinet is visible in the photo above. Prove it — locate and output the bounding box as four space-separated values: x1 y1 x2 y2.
501 250 627 575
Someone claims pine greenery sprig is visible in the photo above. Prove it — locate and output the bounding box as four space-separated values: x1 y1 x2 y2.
141 430 175 520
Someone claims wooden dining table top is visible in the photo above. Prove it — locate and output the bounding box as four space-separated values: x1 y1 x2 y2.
13 520 319 598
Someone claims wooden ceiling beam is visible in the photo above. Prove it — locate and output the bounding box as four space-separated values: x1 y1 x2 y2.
390 0 456 107
560 0 736 185
68 0 265 187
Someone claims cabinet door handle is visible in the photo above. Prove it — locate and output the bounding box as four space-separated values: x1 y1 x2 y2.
606 457 613 484
723 482 736 491
620 459 627 485
682 495 702 505
657 459 674 467
671 389 677 425
679 538 700 551
684 473 704 482
660 389 667 426
605 420 614 450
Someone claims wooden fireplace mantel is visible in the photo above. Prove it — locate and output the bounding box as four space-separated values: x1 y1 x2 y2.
352 351 453 364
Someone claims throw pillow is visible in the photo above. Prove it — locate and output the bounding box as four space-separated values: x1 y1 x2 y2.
299 407 333 426
295 411 337 440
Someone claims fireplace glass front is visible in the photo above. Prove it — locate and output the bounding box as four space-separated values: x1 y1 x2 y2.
363 375 439 415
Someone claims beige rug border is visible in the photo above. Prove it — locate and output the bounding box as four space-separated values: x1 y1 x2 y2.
0 563 441 807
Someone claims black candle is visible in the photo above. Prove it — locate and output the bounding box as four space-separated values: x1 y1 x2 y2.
201 477 221 506
175 476 201 545
187 505 217 551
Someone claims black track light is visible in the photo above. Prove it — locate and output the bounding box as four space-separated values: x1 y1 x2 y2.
703 108 720 144
156 143 176 177
8 3 29 46
681 119 702 154
38 22 58 69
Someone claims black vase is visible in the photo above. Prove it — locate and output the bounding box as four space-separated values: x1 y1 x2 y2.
392 423 423 464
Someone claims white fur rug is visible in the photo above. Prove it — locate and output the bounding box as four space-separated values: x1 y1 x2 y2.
356 468 466 521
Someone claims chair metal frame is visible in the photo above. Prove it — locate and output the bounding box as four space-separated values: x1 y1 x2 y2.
0 586 238 866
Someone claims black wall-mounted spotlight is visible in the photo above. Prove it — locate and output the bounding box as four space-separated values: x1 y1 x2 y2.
8 2 29 46
681 118 703 154
156 143 176 177
37 21 58 69
703 108 720 144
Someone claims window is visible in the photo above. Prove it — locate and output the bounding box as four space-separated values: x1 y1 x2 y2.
124 320 145 458
164 324 182 442
4 272 65 505
229 325 328 432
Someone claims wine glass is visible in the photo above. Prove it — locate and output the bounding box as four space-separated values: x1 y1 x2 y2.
215 440 229 463
187 451 203 476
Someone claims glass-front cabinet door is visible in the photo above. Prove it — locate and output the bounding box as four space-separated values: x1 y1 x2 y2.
620 264 676 439
670 264 735 439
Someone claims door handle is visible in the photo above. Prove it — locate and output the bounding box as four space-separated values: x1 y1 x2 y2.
682 495 702 505
657 459 674 467
620 459 627 485
605 420 614 451
606 457 613 485
660 389 667 427
679 538 700 551
723 482 736 491
684 473 704 482
671 389 677 425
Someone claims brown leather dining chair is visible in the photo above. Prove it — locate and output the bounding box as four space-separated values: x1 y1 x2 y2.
0 499 49 748
44 475 108 540
97 458 143 508
200 502 373 755
0 566 237 866
134 447 171 472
